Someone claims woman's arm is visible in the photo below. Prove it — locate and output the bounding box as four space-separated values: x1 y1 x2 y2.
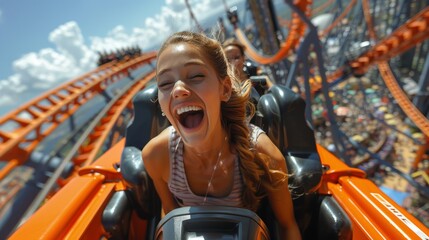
256 133 302 240
268 182 301 239
142 129 179 214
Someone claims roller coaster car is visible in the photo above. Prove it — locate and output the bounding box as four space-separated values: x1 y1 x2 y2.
120 83 323 239
10 85 429 239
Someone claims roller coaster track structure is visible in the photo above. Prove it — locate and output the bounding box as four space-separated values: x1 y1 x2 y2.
315 3 429 95
318 0 357 39
350 5 429 137
0 52 156 178
314 0 429 202
291 1 429 140
16 70 156 229
0 58 157 236
232 0 311 64
378 62 429 138
68 71 156 169
260 0 429 197
351 6 429 75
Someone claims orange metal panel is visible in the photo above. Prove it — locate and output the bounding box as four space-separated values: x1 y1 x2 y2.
325 181 386 239
128 212 148 240
317 145 429 239
338 177 429 239
10 140 127 239
10 174 108 239
65 182 116 239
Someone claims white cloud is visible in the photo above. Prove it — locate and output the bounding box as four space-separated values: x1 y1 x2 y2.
89 0 243 52
0 21 97 115
49 21 95 70
0 0 244 115
9 21 96 91
165 0 184 12
91 3 192 52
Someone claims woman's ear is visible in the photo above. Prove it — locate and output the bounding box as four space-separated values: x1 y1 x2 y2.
220 76 232 102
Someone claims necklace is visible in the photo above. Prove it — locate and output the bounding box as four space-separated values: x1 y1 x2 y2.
203 136 228 204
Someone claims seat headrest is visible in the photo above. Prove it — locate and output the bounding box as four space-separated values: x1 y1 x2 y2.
125 83 169 149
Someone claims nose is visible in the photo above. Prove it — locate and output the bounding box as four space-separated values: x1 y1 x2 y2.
172 80 190 98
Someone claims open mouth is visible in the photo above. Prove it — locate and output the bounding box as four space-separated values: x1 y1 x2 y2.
177 106 204 129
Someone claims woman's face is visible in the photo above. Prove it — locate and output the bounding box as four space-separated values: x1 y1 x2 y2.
156 43 231 145
224 45 245 76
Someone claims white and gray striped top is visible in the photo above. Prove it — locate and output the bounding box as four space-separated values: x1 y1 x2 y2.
167 124 264 208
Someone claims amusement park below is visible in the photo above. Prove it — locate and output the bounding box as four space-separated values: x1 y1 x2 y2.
1 0 429 239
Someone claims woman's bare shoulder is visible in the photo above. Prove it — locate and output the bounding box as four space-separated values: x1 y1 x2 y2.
255 133 280 157
255 133 287 171
142 127 171 173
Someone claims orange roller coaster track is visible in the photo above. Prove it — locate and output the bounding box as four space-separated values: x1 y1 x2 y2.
15 71 155 223
378 62 429 137
310 5 429 94
234 0 311 65
350 6 429 75
0 52 156 171
70 70 156 170
319 0 357 38
346 5 429 137
362 0 377 41
311 0 334 16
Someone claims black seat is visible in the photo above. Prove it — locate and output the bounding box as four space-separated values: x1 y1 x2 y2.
103 83 351 239
254 85 322 239
103 83 168 240
254 85 352 239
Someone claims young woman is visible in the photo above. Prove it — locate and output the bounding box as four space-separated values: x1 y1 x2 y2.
142 31 301 239
223 38 273 94
222 38 249 82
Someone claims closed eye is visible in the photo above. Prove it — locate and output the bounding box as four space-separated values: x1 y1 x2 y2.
190 74 204 79
158 80 174 89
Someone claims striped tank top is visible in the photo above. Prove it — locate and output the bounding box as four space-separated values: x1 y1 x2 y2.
167 124 264 208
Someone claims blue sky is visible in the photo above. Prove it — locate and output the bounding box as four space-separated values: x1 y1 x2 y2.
0 1 162 79
0 0 244 116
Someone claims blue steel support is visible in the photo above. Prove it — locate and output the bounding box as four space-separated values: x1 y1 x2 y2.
339 130 429 199
284 0 351 164
247 0 290 84
413 52 429 116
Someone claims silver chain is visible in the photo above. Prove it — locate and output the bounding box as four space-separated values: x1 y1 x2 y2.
203 136 228 204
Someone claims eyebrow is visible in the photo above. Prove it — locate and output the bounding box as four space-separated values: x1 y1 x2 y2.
157 61 207 77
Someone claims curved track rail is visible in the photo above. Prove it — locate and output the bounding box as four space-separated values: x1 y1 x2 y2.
70 71 156 169
318 0 357 38
0 53 156 176
378 62 429 137
0 55 157 236
232 0 311 64
17 71 156 227
351 7 429 75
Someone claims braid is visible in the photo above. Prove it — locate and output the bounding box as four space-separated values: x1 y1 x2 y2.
222 80 287 211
